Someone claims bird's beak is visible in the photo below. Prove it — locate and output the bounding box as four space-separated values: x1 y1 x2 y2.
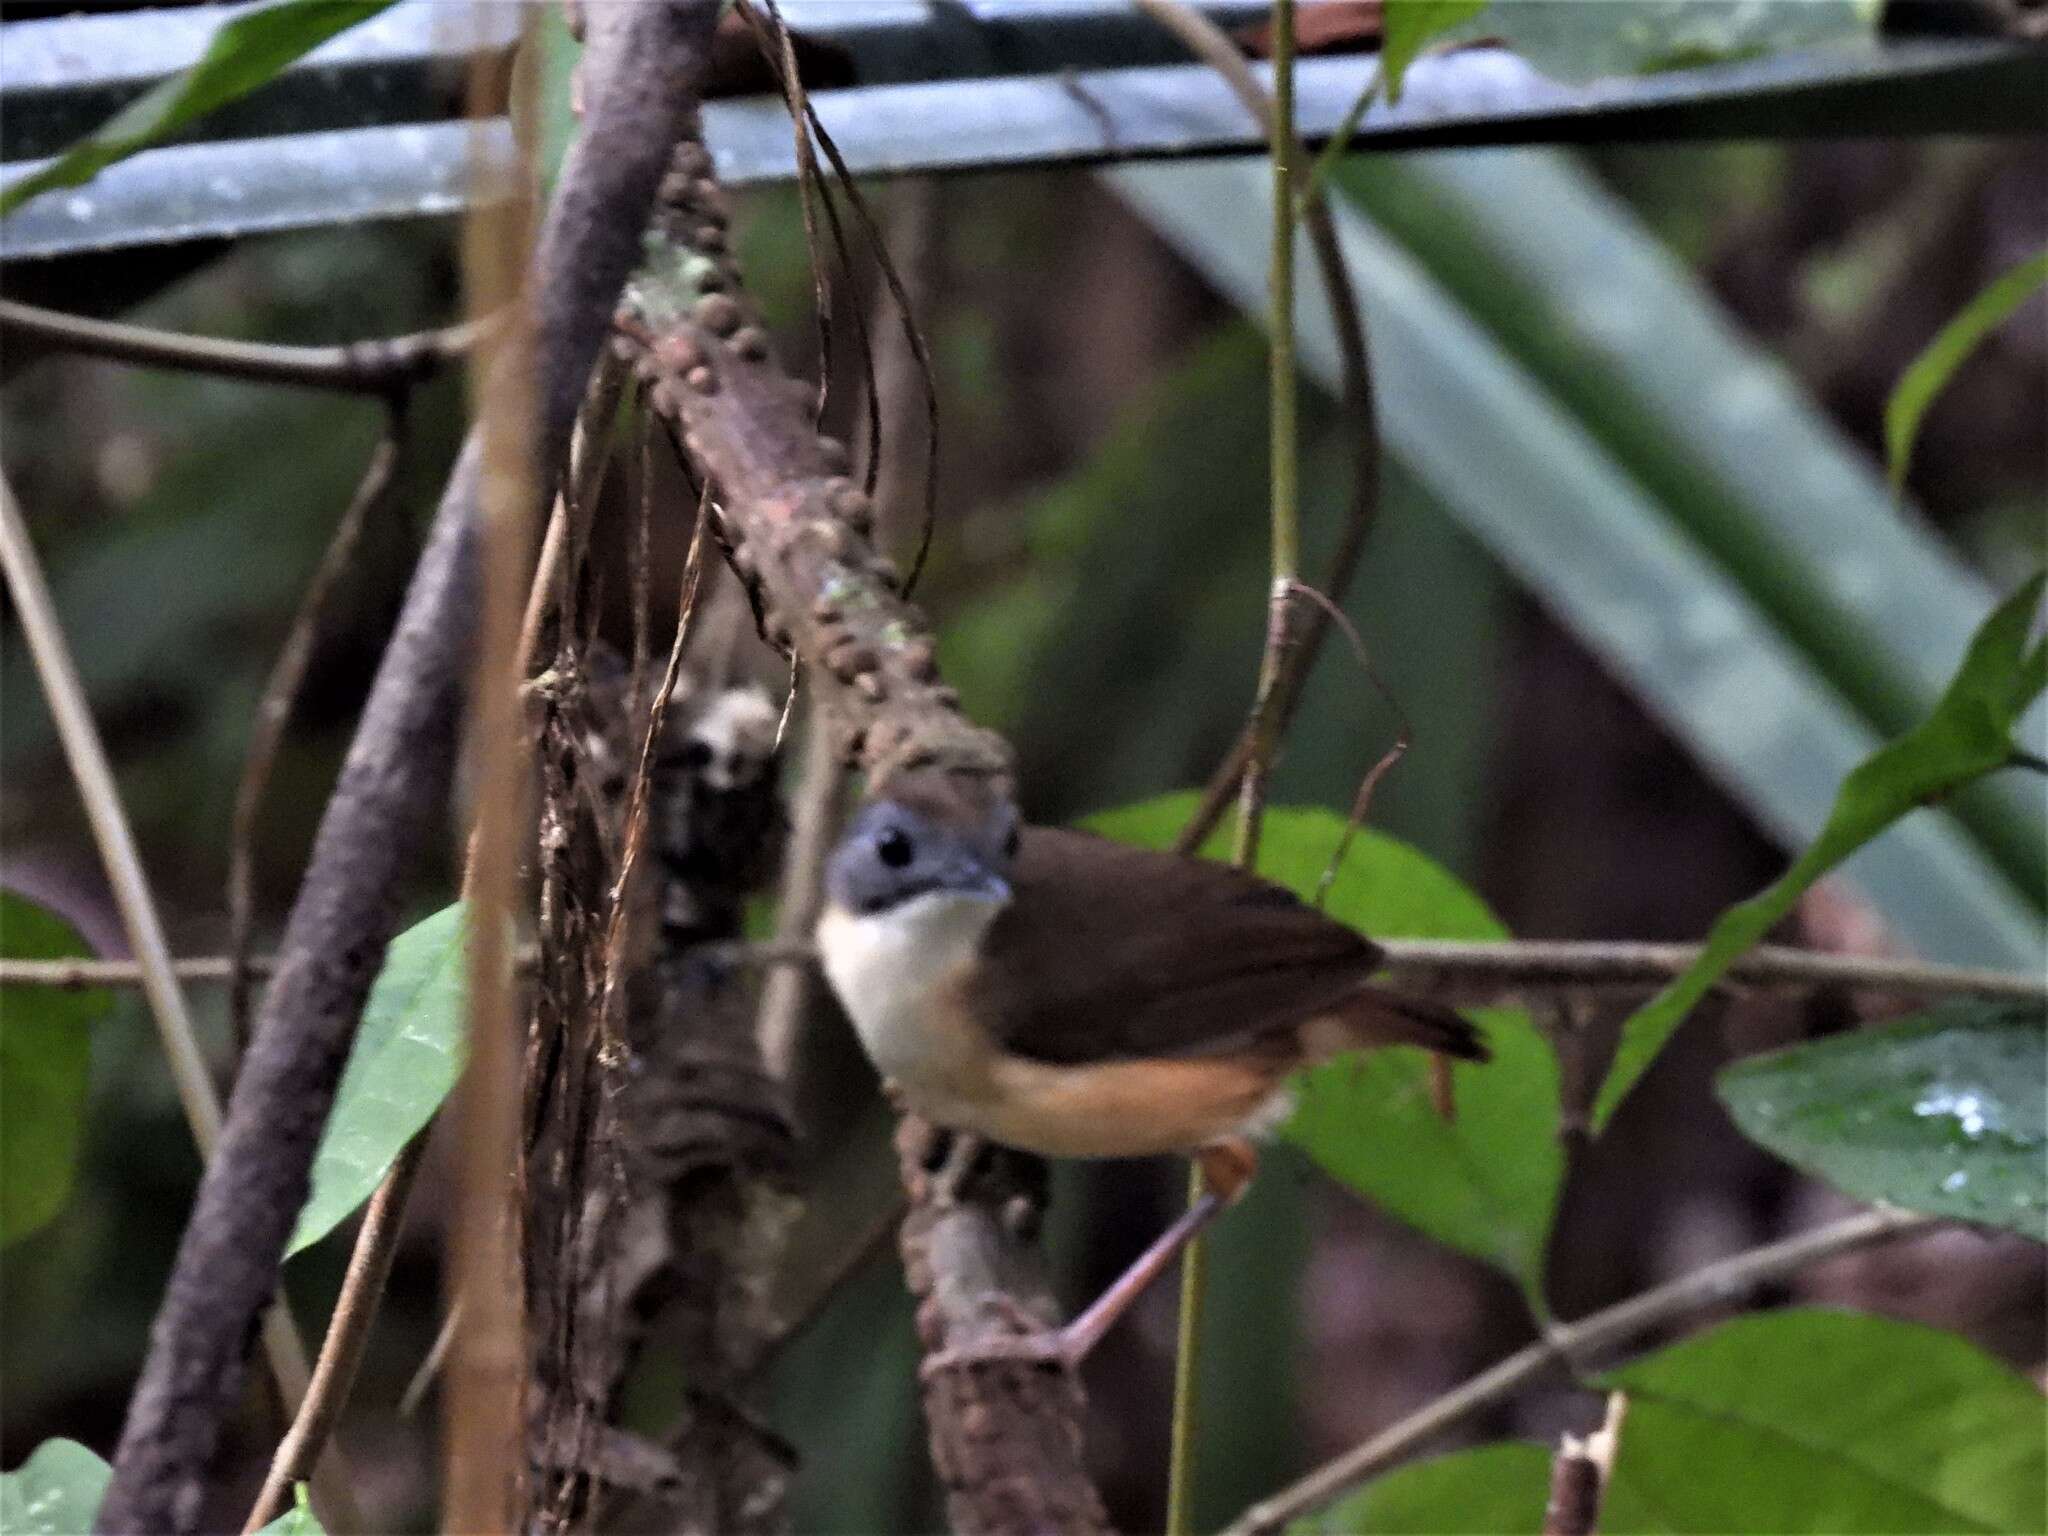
945 851 1012 906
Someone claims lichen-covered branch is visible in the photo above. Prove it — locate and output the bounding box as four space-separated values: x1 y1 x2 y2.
615 127 1108 1535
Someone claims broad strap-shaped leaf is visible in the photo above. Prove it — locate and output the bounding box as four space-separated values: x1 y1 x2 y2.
0 1439 111 1536
1887 250 2048 492
1089 795 1562 1309
1379 1 1490 105
0 894 110 1246
0 0 397 219
1595 570 2048 1131
1604 1309 2048 1535
287 902 466 1255
1719 1001 2047 1241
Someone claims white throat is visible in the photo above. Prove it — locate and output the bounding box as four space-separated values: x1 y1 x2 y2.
816 891 1005 1094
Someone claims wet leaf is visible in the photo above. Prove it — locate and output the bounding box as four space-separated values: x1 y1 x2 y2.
1595 570 2047 1131
1719 1002 2047 1240
0 895 109 1246
1886 250 2048 492
1089 795 1561 1308
1 0 396 218
287 903 466 1255
0 1439 110 1536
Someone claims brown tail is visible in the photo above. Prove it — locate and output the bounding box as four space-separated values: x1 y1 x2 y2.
1329 987 1490 1063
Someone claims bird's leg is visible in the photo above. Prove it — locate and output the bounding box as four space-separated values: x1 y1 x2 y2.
918 1139 1258 1379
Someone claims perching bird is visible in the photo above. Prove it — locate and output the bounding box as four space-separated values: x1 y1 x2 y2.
816 771 1486 1365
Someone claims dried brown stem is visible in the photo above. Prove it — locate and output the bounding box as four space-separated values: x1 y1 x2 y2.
242 1133 430 1534
1541 1393 1627 1536
228 403 409 1058
1224 1207 1934 1535
0 297 484 396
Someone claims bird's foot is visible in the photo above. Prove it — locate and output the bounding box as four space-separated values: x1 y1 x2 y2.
918 1325 1080 1381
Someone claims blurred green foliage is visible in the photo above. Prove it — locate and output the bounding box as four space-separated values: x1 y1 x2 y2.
0 895 106 1247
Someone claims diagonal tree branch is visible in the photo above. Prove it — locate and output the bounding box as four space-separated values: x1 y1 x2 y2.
94 5 724 1528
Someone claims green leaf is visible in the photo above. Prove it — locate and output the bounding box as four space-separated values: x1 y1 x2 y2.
0 1440 111 1536
1605 1309 2048 1534
262 1483 326 1536
1307 1311 2043 1534
1886 250 2048 492
0 895 110 1246
287 903 467 1256
1380 1 1489 105
1595 570 2048 1131
1718 1002 2047 1241
1087 795 1562 1307
0 0 397 219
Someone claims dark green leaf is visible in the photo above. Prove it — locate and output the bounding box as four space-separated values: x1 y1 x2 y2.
0 895 110 1246
1886 250 2048 492
1605 1309 2048 1534
1718 1002 2047 1240
1595 570 2048 1130
0 0 397 218
0 1440 111 1536
1380 1 1489 105
1088 796 1562 1307
287 903 466 1255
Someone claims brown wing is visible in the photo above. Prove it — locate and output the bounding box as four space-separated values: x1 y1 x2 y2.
968 826 1385 1066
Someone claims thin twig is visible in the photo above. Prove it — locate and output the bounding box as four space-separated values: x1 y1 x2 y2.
0 472 357 1533
1168 3 1300 1527
1224 1207 1935 1535
1137 0 1383 859
0 298 485 396
9 940 2034 1002
229 402 410 1058
242 1132 430 1534
0 938 813 989
1541 1391 1627 1536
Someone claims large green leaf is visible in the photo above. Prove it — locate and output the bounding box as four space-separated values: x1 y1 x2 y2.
1380 1 1490 105
1088 795 1562 1307
1302 1310 2043 1534
1718 1002 2047 1241
0 1441 323 1535
0 895 110 1247
1299 1440 1673 1535
1886 250 2048 492
287 902 466 1256
1595 571 2048 1131
1604 1309 2047 1535
0 0 397 219
0 1440 110 1536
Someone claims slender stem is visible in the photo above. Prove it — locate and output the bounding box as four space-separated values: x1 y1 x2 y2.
229 405 409 1058
242 1133 430 1533
1223 1206 1934 1535
0 297 484 395
0 472 357 1531
1170 8 1298 1533
8 939 2032 1001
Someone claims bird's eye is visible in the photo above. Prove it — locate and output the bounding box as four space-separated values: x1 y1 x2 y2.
1002 824 1021 860
877 827 914 868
